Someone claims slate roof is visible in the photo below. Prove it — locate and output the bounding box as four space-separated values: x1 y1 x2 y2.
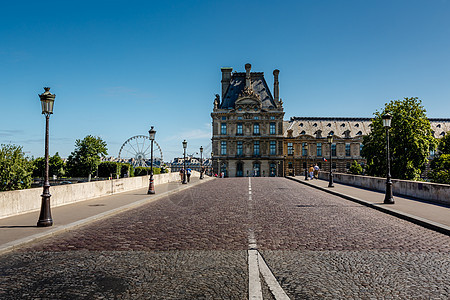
220 72 276 109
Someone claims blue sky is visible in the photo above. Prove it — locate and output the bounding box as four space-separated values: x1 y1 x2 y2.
1 0 449 161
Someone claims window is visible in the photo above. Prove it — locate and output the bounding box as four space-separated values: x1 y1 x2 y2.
360 143 363 154
331 144 336 156
318 162 322 169
288 142 294 155
254 141 260 155
253 123 260 135
236 162 243 177
221 123 227 135
303 162 306 168
346 162 350 169
237 116 242 120
221 141 227 155
430 149 436 158
270 122 276 135
317 143 322 156
270 116 275 120
270 141 276 155
254 116 259 120
332 162 336 169
221 116 227 120
237 123 243 135
237 141 243 156
345 143 351 156
302 143 308 156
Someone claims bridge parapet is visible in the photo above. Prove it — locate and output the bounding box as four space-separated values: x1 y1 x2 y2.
318 172 450 205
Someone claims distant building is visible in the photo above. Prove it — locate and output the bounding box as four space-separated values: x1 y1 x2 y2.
212 63 450 177
211 64 285 177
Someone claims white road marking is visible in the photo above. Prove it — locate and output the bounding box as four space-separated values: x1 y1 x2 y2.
257 252 290 299
247 177 290 299
248 249 263 299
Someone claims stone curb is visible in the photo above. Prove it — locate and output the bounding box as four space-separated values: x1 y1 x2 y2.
0 177 214 256
286 176 450 236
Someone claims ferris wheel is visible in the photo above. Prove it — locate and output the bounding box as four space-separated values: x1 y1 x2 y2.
118 135 163 167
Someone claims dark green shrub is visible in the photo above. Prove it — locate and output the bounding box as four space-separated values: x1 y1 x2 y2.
98 161 120 178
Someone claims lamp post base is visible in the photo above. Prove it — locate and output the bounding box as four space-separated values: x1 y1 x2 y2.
328 172 334 188
148 175 155 194
37 193 53 227
384 181 394 204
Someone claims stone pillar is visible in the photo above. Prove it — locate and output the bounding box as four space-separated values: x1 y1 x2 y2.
221 67 233 99
245 63 252 88
273 69 280 102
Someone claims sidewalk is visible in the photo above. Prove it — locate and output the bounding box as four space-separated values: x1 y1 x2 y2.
286 176 450 236
0 177 214 255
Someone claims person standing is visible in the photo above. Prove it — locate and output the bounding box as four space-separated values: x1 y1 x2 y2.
179 168 184 182
313 164 320 179
187 168 192 182
309 165 314 179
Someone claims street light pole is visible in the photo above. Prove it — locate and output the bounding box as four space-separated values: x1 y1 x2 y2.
37 87 55 227
182 140 187 184
200 146 204 179
304 142 309 180
327 134 334 188
382 113 394 204
148 126 156 194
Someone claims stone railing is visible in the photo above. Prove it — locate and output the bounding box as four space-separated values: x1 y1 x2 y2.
318 172 450 205
0 171 199 219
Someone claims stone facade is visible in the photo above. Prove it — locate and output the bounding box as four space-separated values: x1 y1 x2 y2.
283 117 371 176
211 64 285 177
212 64 450 177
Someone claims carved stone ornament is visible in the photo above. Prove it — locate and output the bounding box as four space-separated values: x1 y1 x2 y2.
238 86 261 101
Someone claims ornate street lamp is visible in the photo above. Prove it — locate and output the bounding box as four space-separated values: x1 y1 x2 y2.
147 126 156 194
327 134 334 188
211 152 214 176
199 146 204 179
182 140 187 184
304 142 309 180
382 113 394 204
37 87 55 227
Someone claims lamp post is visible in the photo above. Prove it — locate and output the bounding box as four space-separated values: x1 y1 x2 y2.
147 126 156 194
182 140 187 184
304 142 309 180
199 146 204 179
37 87 55 227
382 113 394 204
327 134 334 187
211 152 214 176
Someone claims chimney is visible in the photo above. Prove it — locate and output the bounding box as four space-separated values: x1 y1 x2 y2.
221 67 233 99
273 69 280 102
245 63 252 88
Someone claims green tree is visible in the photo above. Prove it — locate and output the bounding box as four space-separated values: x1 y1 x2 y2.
66 135 108 177
437 132 450 154
429 154 450 184
348 160 363 175
361 97 437 180
0 144 33 191
33 152 65 178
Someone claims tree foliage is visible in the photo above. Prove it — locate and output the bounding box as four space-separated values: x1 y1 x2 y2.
361 97 437 180
429 154 450 184
429 133 450 184
0 144 33 191
66 136 108 177
32 152 65 178
348 160 363 175
437 132 450 154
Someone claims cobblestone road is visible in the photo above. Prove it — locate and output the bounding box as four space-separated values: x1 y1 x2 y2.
1 178 449 299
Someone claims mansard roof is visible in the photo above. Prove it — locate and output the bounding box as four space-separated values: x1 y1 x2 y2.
220 72 276 109
284 117 372 139
286 117 450 139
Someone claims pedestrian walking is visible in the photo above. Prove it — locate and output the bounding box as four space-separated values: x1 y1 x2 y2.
309 165 314 180
313 164 320 179
179 169 184 182
187 168 192 182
